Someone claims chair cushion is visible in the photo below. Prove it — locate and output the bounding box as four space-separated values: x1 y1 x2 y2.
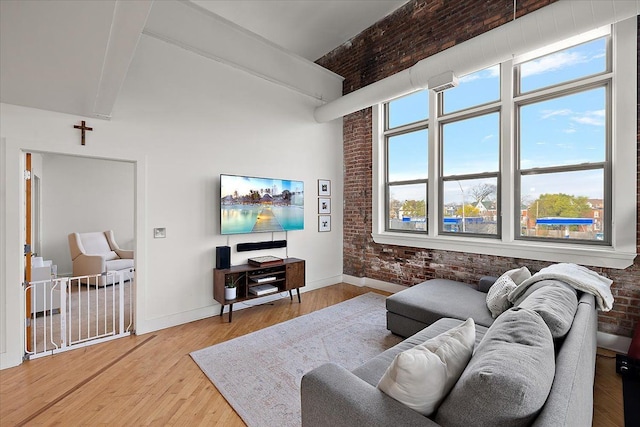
435 307 555 427
106 258 134 272
377 318 475 416
80 232 112 254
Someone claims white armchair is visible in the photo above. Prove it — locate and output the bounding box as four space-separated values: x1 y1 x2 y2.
68 230 134 286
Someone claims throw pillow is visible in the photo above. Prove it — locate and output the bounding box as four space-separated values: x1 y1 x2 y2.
517 283 578 339
377 318 476 416
504 266 532 285
486 274 517 318
435 307 555 427
485 266 531 318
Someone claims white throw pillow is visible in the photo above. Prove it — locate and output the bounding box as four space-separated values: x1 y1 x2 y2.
504 266 531 285
486 266 531 318
377 318 475 416
486 274 517 318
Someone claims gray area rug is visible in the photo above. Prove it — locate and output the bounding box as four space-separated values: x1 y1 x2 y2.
190 292 402 427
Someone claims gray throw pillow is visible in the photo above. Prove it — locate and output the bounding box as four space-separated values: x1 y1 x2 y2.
435 307 555 427
517 283 578 339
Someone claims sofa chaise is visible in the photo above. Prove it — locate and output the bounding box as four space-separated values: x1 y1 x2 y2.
301 273 598 426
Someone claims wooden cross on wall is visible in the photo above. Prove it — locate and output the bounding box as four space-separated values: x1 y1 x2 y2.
73 121 93 145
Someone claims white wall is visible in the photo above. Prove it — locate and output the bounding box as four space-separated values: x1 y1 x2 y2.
41 154 134 276
1 31 343 368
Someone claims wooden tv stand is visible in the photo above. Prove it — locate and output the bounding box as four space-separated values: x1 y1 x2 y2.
213 258 305 322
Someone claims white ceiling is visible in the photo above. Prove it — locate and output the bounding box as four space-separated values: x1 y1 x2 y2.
0 0 407 120
192 0 408 61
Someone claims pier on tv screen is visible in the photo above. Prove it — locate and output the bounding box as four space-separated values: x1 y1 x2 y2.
220 174 304 235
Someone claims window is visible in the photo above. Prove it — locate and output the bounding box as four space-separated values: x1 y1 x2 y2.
385 91 429 232
516 36 610 244
440 66 500 236
372 19 636 269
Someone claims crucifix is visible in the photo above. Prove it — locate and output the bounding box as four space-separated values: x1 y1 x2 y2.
73 121 93 145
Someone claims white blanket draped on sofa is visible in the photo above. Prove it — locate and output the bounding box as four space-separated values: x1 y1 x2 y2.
508 263 614 311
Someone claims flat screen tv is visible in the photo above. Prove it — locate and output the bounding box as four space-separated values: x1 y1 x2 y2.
220 174 304 235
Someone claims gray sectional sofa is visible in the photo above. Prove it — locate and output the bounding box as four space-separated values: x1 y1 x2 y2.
301 277 598 427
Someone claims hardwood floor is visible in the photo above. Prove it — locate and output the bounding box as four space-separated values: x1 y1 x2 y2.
0 283 625 426
595 348 625 426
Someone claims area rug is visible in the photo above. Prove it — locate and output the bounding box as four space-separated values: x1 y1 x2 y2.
190 292 402 427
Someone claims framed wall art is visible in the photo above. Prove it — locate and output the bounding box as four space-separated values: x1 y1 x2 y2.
318 197 331 214
318 215 331 232
318 179 331 196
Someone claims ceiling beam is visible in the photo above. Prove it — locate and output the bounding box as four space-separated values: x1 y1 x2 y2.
93 0 154 119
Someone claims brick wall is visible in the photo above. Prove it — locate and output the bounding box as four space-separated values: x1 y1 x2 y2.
317 0 639 338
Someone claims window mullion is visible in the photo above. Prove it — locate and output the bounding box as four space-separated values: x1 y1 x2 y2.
521 162 606 176
501 59 515 243
611 16 636 251
428 89 439 237
373 103 385 236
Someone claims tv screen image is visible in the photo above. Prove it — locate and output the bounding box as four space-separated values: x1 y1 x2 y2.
220 174 304 235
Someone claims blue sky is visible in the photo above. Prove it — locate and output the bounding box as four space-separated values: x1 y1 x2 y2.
221 175 304 198
387 36 607 205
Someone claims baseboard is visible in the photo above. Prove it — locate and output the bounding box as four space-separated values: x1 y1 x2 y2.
136 305 220 335
0 350 23 370
310 274 344 290
136 276 340 334
341 274 407 293
597 331 632 354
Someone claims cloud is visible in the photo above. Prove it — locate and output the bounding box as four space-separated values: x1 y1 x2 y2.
540 108 572 119
521 51 587 77
538 109 605 127
459 65 500 83
571 109 605 126
481 134 495 142
555 143 574 149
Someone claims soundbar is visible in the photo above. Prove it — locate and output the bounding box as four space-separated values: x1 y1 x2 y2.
237 240 287 252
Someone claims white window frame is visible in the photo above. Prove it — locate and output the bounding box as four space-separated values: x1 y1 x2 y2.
371 18 637 269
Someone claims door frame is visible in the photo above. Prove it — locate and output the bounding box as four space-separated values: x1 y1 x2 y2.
0 137 147 369
24 153 32 352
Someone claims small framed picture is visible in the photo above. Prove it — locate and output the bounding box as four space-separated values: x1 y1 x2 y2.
318 215 331 232
318 197 331 214
318 179 331 196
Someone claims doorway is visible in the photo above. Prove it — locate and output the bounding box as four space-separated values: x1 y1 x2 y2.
24 152 135 358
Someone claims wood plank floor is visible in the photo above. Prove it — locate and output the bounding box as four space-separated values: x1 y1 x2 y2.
0 283 625 426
